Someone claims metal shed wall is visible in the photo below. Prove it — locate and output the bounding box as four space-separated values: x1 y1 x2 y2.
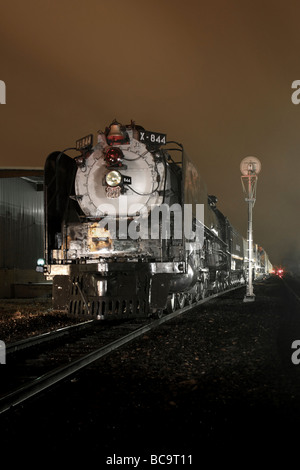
0 177 44 269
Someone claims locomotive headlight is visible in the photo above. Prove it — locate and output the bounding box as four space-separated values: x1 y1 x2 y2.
105 170 122 187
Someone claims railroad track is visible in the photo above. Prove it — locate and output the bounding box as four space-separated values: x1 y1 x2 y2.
6 318 94 355
0 285 242 415
280 275 300 304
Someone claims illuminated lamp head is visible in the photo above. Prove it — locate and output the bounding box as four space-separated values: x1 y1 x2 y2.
106 120 129 145
105 170 122 187
104 147 124 167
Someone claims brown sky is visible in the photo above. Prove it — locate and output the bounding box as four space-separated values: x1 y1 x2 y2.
1 0 300 270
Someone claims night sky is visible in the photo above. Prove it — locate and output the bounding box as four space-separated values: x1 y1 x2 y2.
1 0 300 271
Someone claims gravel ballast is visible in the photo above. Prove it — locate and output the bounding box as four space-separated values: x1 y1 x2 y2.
2 276 300 466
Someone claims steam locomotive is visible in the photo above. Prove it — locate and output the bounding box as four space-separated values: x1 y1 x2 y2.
42 120 272 318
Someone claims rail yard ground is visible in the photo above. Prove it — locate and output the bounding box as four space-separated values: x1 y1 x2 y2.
2 276 300 467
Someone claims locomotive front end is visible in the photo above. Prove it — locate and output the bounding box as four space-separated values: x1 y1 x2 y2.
43 120 192 318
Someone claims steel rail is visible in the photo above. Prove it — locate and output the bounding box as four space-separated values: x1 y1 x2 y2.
0 285 242 415
6 319 94 355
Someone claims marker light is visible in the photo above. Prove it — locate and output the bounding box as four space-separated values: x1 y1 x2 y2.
104 147 124 167
105 170 122 187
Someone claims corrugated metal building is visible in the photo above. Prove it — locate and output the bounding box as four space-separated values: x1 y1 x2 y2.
0 168 50 298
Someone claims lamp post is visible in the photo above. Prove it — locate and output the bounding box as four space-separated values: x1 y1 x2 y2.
240 156 261 302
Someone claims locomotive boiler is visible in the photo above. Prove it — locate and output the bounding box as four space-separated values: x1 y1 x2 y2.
42 120 269 318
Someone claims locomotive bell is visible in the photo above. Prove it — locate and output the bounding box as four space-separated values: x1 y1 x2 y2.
106 120 129 145
108 122 123 137
106 119 129 145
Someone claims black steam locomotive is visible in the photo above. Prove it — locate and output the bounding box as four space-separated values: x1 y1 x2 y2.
42 120 272 318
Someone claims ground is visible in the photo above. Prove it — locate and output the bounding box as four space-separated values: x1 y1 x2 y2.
2 277 300 467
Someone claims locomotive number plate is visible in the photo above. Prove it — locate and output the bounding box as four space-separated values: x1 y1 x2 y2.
76 134 93 150
139 130 166 145
123 176 132 184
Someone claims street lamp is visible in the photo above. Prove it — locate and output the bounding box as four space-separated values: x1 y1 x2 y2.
240 156 261 302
